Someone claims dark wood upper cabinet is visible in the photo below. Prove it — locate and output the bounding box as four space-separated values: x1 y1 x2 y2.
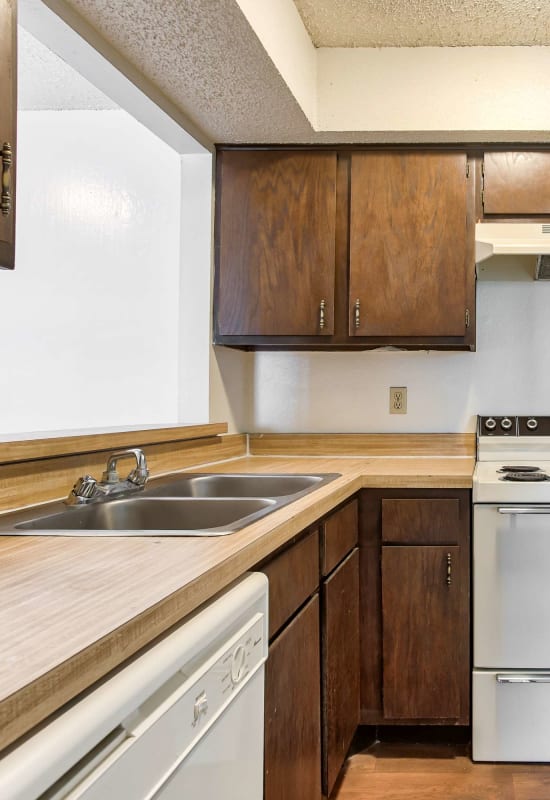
0 0 16 270
483 151 550 216
215 150 337 337
349 152 473 338
215 148 476 350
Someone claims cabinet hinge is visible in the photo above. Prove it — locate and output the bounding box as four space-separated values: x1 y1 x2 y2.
465 309 470 328
480 161 485 209
466 162 470 178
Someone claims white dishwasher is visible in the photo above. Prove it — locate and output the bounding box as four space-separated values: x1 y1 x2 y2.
0 573 268 800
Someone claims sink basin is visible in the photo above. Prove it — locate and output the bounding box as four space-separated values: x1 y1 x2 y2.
143 473 330 499
11 498 277 536
0 473 340 536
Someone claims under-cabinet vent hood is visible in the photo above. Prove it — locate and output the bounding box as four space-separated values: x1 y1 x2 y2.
475 223 550 264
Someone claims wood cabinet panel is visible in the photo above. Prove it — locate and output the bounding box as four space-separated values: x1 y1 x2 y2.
322 548 360 796
321 498 358 576
381 498 461 544
381 545 468 721
0 0 16 270
265 595 322 800
359 489 471 726
260 528 319 639
215 150 337 336
483 151 550 215
349 152 472 337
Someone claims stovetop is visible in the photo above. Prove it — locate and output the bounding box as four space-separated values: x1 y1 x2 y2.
474 416 550 503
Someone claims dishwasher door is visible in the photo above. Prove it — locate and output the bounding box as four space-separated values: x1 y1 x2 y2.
0 573 268 800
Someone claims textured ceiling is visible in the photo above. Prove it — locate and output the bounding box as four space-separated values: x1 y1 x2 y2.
61 0 316 143
56 0 550 144
293 0 550 48
19 26 117 110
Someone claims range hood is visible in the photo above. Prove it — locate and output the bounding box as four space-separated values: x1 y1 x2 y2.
476 223 550 263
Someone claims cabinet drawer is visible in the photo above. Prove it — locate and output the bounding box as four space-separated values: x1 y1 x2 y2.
321 499 358 576
382 498 461 544
262 528 319 639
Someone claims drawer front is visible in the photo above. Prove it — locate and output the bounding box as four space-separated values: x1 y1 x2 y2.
473 669 550 762
382 498 461 544
321 499 358 576
262 528 319 639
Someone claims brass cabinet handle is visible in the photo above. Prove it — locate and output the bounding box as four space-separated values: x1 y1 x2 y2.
319 299 326 330
446 553 452 586
1 142 12 217
354 298 360 329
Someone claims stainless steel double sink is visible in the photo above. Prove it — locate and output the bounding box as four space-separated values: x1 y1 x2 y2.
0 473 339 536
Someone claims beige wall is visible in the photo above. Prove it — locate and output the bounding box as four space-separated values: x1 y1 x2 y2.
246 279 550 434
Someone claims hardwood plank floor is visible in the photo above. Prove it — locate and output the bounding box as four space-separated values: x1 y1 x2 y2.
332 742 550 800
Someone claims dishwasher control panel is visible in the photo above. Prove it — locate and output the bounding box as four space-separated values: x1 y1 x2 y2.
191 613 265 732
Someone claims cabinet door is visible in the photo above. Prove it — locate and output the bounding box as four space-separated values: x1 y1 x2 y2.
265 595 321 800
0 0 16 270
322 548 360 796
483 151 550 215
349 152 472 338
381 545 469 722
216 150 336 336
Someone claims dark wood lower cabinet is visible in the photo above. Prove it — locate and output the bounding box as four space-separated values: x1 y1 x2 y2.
322 548 360 796
264 595 322 800
381 544 468 722
360 488 471 727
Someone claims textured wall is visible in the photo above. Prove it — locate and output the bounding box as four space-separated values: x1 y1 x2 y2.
1 110 182 433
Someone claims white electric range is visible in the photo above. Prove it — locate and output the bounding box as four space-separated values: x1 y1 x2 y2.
473 415 550 762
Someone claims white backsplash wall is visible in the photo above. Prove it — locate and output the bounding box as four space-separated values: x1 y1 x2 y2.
250 281 550 433
0 109 182 433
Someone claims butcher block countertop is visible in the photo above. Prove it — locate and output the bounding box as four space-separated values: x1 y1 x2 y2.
0 451 474 752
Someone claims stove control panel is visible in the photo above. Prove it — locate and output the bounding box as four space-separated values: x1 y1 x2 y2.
479 416 550 436
479 416 518 436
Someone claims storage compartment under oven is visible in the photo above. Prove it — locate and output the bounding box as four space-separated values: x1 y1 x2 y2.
473 669 550 761
474 504 550 668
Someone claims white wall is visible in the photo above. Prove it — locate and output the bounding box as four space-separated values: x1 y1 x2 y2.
249 280 550 433
0 109 182 433
178 154 212 423
317 47 550 134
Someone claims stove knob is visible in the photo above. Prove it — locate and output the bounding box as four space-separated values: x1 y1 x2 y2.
501 417 513 431
527 418 539 431
484 418 497 431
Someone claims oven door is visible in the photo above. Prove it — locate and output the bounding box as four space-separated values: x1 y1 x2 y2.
474 504 550 668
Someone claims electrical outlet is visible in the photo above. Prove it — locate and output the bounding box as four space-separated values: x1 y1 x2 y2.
390 387 407 414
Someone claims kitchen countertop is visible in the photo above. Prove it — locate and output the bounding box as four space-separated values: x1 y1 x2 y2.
0 453 474 751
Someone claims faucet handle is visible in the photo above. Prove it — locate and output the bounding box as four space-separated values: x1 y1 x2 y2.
73 475 97 497
66 475 98 504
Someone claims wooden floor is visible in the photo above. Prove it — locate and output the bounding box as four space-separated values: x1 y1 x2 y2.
332 741 550 799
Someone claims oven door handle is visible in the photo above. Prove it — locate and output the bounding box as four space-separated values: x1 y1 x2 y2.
497 506 550 514
497 674 550 683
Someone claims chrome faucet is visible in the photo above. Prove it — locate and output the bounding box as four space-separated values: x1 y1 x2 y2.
65 448 150 505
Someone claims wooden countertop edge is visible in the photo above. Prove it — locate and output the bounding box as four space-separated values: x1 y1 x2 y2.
0 461 474 751
0 423 229 465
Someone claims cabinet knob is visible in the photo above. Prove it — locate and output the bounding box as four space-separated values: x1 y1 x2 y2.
1 142 12 217
319 299 326 330
354 299 360 329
